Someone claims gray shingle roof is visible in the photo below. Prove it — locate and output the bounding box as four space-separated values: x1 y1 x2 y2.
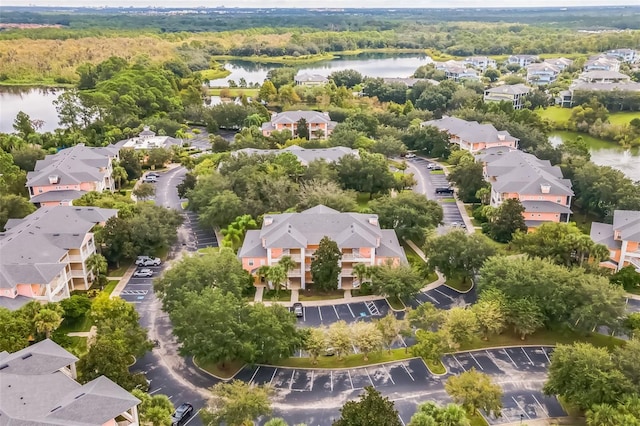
484 84 530 96
422 116 519 145
612 210 640 242
271 110 334 125
295 73 328 83
0 340 139 426
572 81 640 93
29 190 87 203
521 200 572 214
238 205 405 262
590 221 620 249
26 144 112 188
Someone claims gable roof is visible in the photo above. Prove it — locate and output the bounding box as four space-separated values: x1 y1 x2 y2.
422 116 519 145
270 110 334 125
613 210 640 242
485 84 530 96
0 339 139 426
295 73 328 83
26 144 113 188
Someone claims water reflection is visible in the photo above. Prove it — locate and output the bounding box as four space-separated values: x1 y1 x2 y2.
0 87 62 133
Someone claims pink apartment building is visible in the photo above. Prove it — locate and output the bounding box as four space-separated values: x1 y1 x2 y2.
421 116 519 152
26 144 118 207
476 147 574 230
261 110 337 140
238 205 407 291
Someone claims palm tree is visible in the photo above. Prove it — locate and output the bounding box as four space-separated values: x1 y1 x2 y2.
439 403 470 426
111 162 128 190
86 253 108 287
278 255 296 289
175 128 193 147
586 403 619 426
256 265 271 287
267 264 287 297
353 263 370 288
34 308 63 339
221 225 243 250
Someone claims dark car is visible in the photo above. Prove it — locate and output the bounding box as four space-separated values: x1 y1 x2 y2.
435 187 454 194
292 302 304 318
171 403 194 426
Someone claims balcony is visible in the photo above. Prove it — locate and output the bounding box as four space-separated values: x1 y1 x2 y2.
288 268 303 277
341 268 354 277
342 253 370 262
272 252 302 262
69 270 86 278
68 255 83 262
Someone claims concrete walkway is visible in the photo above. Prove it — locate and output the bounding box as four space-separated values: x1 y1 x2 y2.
254 286 264 302
68 325 97 347
403 239 446 291
110 263 137 299
627 293 640 301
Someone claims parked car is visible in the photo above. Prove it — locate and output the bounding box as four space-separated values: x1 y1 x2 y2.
143 175 158 183
451 222 466 229
324 347 336 357
435 187 454 195
133 268 154 278
171 403 194 426
292 302 304 318
147 172 160 178
405 153 416 158
135 256 161 266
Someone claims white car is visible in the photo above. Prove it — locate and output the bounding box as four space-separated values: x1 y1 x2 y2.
143 175 158 183
135 256 161 266
133 268 154 278
405 153 416 158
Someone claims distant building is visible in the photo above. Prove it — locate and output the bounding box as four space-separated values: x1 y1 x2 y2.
558 71 640 107
543 57 574 71
606 48 638 64
464 56 497 71
382 77 440 87
116 126 181 151
579 70 631 84
0 339 140 425
434 60 479 81
526 62 561 85
483 84 531 109
590 210 640 271
421 116 518 152
294 73 329 86
26 144 118 207
238 205 407 291
232 145 358 166
476 147 574 230
507 55 540 67
261 110 337 140
0 206 117 310
584 55 621 72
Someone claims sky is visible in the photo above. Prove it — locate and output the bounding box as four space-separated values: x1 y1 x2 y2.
2 0 637 8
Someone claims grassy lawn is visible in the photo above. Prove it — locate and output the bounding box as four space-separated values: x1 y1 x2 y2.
210 53 335 65
299 289 345 301
401 240 424 267
464 204 481 227
107 260 132 278
262 290 292 302
440 197 456 203
537 106 572 125
549 130 620 150
608 111 640 125
444 275 473 292
181 201 188 209
66 336 88 357
103 279 119 296
356 192 371 209
387 295 406 310
458 327 624 352
195 358 245 379
208 87 260 97
430 170 445 175
198 68 231 80
57 313 93 334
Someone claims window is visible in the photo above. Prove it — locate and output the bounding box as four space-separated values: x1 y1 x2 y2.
260 259 265 266
248 259 254 266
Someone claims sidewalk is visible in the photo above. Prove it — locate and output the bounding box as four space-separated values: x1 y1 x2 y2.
110 263 137 299
627 293 640 300
403 239 446 291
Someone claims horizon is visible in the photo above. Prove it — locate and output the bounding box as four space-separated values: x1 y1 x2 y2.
2 1 637 9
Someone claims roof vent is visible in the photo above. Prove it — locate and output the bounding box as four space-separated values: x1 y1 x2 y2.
50 406 62 413
0 364 8 371
540 183 551 194
264 216 273 226
368 217 378 226
21 353 32 360
74 393 86 399
48 175 60 184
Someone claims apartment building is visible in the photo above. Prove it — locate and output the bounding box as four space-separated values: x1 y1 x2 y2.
421 116 519 152
238 205 407 291
0 339 140 426
590 210 640 271
0 206 117 310
261 110 337 140
434 60 479 81
464 56 497 71
26 144 118 207
507 54 540 67
483 84 531 109
294 73 329 86
476 147 574 230
232 145 359 166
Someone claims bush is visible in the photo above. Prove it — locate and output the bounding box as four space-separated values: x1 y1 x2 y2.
60 294 92 320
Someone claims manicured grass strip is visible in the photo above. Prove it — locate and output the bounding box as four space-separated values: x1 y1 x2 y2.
195 358 245 379
469 413 489 426
66 336 88 357
424 359 446 375
444 276 473 292
299 290 345 301
356 192 371 209
279 348 414 369
198 68 231 80
440 197 456 202
103 280 118 296
387 295 406 310
57 313 93 334
262 290 292 302
108 260 133 278
430 170 445 174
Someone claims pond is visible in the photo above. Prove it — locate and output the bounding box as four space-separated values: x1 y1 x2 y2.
0 87 63 134
549 131 640 182
208 52 434 86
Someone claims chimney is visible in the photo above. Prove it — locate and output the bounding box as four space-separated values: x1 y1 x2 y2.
264 216 273 226
540 183 551 194
368 217 378 226
48 175 60 184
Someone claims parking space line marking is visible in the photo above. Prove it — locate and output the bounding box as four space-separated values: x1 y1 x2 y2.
352 344 359 354
424 293 439 304
469 352 483 370
382 364 395 384
532 394 548 416
542 347 551 363
347 370 355 390
413 296 424 305
503 349 518 368
269 368 278 386
452 354 466 371
364 368 374 386
289 370 295 390
347 304 355 318
521 347 534 365
318 306 323 322
333 305 339 319
401 362 414 381
398 334 407 348
310 370 314 391
303 307 306 322
183 409 201 426
512 396 531 419
149 387 163 394
434 288 454 301
330 371 333 392
398 414 406 426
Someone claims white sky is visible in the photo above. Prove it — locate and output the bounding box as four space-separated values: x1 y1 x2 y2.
2 0 636 8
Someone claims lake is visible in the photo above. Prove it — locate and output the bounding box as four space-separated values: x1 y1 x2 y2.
208 52 434 86
0 87 63 134
549 131 640 182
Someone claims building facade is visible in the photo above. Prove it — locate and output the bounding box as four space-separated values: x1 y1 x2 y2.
483 84 531 109
261 110 337 140
421 116 519 152
0 206 117 310
238 205 407 291
590 210 640 271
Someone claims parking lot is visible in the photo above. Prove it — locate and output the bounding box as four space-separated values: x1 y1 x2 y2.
627 297 640 313
296 299 392 327
183 211 219 250
245 346 565 426
402 283 477 311
119 264 162 304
